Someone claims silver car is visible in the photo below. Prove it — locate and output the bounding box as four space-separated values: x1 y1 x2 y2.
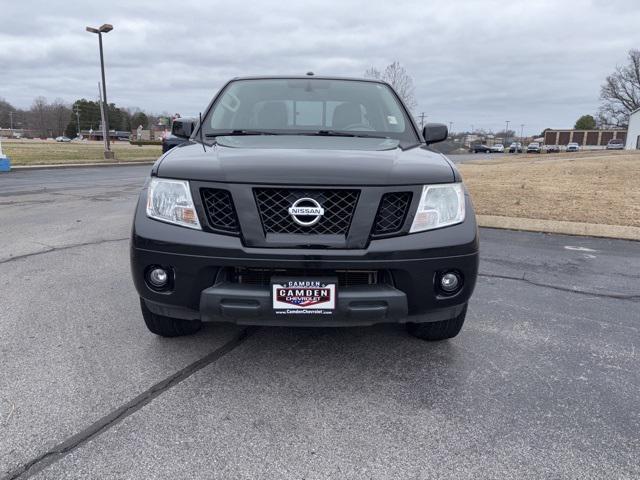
606 139 625 150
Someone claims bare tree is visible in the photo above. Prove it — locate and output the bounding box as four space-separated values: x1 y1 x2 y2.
364 61 417 111
0 98 16 129
598 49 640 128
51 98 71 137
30 96 49 138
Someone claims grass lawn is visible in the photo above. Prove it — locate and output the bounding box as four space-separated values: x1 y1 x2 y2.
1 139 162 165
458 150 640 228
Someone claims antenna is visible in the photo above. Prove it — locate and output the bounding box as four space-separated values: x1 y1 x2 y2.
199 112 206 152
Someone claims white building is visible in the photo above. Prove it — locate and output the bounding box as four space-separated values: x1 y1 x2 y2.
625 107 640 150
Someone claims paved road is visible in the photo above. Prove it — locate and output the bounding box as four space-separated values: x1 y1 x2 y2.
1 166 639 479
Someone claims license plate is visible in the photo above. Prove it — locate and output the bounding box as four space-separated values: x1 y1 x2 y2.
271 277 336 315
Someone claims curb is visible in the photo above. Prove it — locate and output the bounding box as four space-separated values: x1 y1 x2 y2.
9 160 156 171
477 215 640 241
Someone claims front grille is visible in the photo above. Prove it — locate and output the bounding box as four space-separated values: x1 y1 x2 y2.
254 188 359 235
230 267 384 287
372 192 412 235
200 188 239 233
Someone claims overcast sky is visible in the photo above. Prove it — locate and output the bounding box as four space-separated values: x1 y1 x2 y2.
1 0 639 135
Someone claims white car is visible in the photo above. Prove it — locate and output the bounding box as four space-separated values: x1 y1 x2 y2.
490 143 505 153
55 136 71 142
566 142 580 152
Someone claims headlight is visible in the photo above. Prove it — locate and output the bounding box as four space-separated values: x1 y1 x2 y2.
146 178 201 230
410 183 465 233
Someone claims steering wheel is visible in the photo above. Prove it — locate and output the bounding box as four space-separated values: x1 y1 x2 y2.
340 123 376 131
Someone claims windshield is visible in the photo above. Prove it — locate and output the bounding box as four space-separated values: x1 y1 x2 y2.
201 78 418 145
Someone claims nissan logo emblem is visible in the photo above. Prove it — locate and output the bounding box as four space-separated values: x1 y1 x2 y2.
288 197 325 226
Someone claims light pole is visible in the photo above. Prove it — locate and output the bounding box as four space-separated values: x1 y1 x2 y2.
505 120 510 145
86 23 114 159
9 111 13 137
73 105 81 138
520 124 525 144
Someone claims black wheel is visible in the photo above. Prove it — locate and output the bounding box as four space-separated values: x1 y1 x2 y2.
406 304 468 341
139 298 202 337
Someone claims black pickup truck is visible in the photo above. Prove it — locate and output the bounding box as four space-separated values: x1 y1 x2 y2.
131 76 479 341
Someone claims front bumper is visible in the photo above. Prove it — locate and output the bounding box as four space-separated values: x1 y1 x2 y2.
131 191 479 326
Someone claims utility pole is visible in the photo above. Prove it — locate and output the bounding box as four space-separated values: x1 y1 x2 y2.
449 121 453 134
86 24 114 159
505 120 510 145
8 111 13 136
418 112 426 129
520 124 525 143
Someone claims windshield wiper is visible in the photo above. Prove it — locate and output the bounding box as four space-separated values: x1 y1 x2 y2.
305 130 390 139
205 130 278 138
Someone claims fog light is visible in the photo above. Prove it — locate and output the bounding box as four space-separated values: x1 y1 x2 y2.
148 267 169 288
440 272 461 293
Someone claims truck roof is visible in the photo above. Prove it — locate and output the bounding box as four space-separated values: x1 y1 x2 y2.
230 74 388 85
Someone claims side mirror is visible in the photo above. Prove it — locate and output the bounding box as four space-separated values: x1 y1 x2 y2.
172 118 196 139
423 123 448 145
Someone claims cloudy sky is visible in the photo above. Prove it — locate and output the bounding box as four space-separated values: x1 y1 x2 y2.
1 0 639 134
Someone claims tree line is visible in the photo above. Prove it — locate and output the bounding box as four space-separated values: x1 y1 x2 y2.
0 97 162 139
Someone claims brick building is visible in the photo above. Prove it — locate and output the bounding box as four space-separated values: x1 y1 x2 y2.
543 129 627 147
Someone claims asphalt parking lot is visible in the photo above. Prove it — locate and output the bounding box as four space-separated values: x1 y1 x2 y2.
1 166 639 479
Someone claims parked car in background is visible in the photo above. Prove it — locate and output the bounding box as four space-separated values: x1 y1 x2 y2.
544 144 560 153
470 143 491 153
508 142 523 153
55 136 71 142
566 142 580 152
490 143 504 153
526 142 541 154
606 138 625 150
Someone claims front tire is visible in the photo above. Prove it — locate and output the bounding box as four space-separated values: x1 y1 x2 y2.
139 298 202 337
406 304 468 341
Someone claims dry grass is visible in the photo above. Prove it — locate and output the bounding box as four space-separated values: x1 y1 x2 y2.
1 139 161 165
458 150 640 228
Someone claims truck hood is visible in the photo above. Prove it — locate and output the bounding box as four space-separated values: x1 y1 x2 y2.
156 135 455 185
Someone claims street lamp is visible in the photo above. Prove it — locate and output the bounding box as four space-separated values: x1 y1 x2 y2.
505 120 510 145
520 124 525 143
86 23 114 159
74 106 81 138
